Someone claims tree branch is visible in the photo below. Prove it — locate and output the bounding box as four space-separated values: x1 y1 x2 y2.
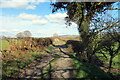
96 20 120 33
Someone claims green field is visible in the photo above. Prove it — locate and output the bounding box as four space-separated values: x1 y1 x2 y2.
0 39 10 50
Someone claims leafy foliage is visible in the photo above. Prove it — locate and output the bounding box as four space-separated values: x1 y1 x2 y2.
51 2 120 77
51 2 118 61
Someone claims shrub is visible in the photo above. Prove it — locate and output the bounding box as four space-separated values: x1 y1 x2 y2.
65 40 84 56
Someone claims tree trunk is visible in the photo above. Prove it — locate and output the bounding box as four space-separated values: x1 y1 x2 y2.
108 56 113 72
77 10 92 61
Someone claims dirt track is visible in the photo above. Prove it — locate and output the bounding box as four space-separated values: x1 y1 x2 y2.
17 39 75 79
51 48 74 78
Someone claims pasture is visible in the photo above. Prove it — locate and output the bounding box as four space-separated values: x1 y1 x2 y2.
0 39 9 50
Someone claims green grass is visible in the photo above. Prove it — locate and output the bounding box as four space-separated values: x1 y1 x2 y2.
3 51 45 78
31 52 44 59
112 54 120 69
97 53 120 70
2 54 34 78
0 39 9 50
2 38 52 78
47 45 54 52
73 59 113 80
113 54 120 63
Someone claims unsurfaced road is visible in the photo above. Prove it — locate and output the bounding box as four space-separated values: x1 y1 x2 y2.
18 39 75 79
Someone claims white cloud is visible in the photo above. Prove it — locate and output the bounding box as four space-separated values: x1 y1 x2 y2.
18 13 41 20
0 29 20 33
0 16 31 30
0 0 46 9
0 13 47 31
32 19 47 25
0 12 78 37
18 13 47 25
26 5 36 9
45 13 67 23
0 0 29 9
69 22 78 28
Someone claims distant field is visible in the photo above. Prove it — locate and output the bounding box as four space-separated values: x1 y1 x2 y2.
0 39 10 50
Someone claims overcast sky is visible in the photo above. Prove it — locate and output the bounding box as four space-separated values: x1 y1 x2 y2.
0 0 119 37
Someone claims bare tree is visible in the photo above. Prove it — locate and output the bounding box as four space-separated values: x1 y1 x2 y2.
16 32 24 38
23 30 32 37
16 30 32 38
